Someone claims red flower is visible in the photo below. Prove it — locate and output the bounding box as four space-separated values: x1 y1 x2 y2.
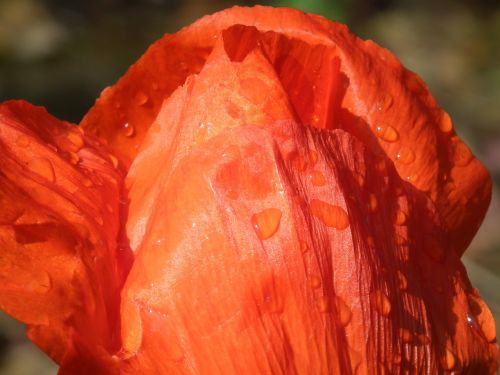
0 6 497 374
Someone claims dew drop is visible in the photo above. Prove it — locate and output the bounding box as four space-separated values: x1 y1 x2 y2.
441 349 456 370
300 241 309 254
377 93 393 111
354 173 365 187
395 147 415 164
392 354 402 365
289 153 306 171
68 151 80 165
135 91 149 106
310 199 349 230
96 216 104 226
439 111 453 133
309 275 321 289
467 314 474 326
368 193 378 213
251 208 282 240
83 178 93 187
450 140 472 167
399 328 413 343
469 293 497 342
366 236 375 247
405 174 418 184
371 290 391 316
28 271 52 294
375 123 399 142
15 134 30 148
375 159 387 174
67 130 84 151
335 296 352 326
317 296 328 313
109 154 119 168
29 158 55 182
478 315 497 343
123 123 135 137
396 270 408 290
309 170 326 186
417 334 430 345
395 210 407 226
309 149 319 166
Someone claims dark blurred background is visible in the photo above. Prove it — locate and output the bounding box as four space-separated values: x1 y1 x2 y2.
0 0 499 373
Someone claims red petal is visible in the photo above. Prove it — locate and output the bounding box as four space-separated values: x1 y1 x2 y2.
82 6 490 256
117 26 497 373
0 100 128 370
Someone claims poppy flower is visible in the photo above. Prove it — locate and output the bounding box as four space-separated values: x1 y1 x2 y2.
0 5 498 374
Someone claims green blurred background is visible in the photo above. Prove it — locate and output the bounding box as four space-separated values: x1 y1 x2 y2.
0 0 499 373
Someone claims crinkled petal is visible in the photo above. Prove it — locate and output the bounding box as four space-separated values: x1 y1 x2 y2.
0 101 128 371
81 5 490 257
116 35 498 373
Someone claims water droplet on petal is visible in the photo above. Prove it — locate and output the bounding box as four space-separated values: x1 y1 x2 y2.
377 94 393 111
368 193 378 213
416 334 430 345
468 293 497 342
310 199 349 230
405 174 419 184
335 296 352 326
375 123 399 142
29 158 55 182
309 170 326 186
251 208 282 240
123 123 135 137
317 296 328 312
16 134 30 148
96 216 103 226
354 173 365 187
399 328 413 343
289 152 307 171
395 210 407 225
450 140 472 167
68 151 80 165
309 150 319 166
396 270 407 290
371 290 391 316
135 91 149 106
67 130 84 151
28 270 52 293
392 354 402 365
375 159 387 174
109 154 119 168
83 178 93 187
439 111 453 133
395 147 415 164
300 241 309 254
441 349 456 370
309 275 321 289
366 236 375 247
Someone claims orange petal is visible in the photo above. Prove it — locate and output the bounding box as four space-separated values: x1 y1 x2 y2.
0 100 128 370
81 6 489 257
116 23 497 372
